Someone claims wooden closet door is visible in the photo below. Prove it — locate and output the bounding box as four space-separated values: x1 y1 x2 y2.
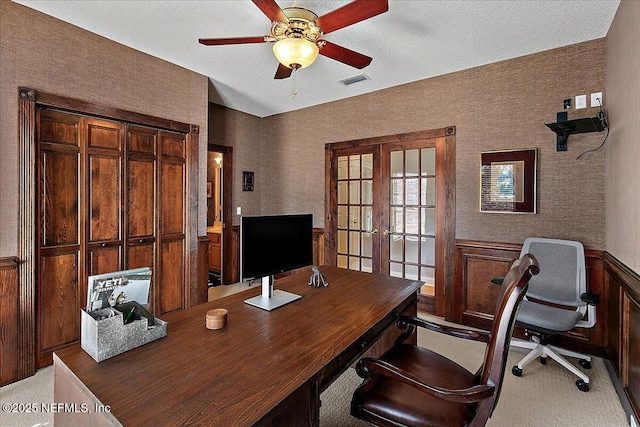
85 118 124 277
125 125 158 312
158 131 186 315
36 109 82 367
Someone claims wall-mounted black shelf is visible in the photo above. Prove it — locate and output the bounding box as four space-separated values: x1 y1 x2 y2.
546 112 606 151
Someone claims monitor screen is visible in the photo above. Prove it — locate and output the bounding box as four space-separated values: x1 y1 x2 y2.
240 214 313 281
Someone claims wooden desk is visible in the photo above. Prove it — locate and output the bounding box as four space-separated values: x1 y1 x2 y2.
54 267 421 426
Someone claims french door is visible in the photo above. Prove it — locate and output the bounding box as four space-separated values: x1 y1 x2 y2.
326 129 455 316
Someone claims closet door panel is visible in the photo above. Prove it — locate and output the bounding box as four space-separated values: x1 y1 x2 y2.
88 156 121 242
41 151 79 246
87 245 121 276
160 162 185 235
127 159 155 238
38 251 79 358
159 239 184 314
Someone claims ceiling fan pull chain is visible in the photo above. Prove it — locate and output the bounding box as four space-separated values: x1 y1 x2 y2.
291 67 297 99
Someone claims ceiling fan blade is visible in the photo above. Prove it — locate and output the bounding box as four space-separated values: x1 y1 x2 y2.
274 63 293 79
314 0 388 34
252 0 288 22
319 41 372 69
199 36 266 46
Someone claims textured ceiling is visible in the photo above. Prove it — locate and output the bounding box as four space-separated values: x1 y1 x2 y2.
14 0 620 118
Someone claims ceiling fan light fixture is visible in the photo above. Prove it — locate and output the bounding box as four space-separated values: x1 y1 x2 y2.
273 38 319 69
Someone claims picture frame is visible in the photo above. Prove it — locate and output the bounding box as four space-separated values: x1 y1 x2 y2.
480 148 537 213
207 181 213 198
242 171 254 191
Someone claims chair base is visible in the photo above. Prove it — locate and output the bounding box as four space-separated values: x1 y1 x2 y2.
511 337 591 391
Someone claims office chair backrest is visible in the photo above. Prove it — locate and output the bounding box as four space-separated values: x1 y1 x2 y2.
522 238 586 307
478 253 539 420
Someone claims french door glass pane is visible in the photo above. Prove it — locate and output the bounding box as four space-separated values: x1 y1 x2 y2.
338 206 348 229
421 207 435 235
362 180 373 205
405 236 419 264
338 182 348 204
362 233 373 257
421 148 435 176
406 179 419 204
338 157 348 180
391 179 403 204
361 206 373 231
390 151 403 177
349 231 360 256
362 153 373 179
337 255 347 269
405 208 419 234
390 236 403 261
390 262 402 278
406 149 419 177
349 155 360 179
338 230 347 253
361 258 373 273
349 181 360 204
349 206 360 229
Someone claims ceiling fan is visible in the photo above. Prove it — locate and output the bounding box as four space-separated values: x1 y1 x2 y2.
199 0 389 79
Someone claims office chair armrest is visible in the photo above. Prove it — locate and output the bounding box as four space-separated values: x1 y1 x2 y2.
490 277 504 285
399 315 491 344
580 292 599 306
356 357 495 403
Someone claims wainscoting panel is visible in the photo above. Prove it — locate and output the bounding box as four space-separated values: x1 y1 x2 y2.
0 257 19 386
604 252 640 422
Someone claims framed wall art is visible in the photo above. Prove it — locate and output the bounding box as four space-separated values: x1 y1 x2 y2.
480 148 537 213
242 171 254 191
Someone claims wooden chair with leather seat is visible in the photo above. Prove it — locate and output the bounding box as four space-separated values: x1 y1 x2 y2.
351 253 539 427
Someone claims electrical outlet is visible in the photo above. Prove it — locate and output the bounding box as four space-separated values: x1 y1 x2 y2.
591 92 603 107
575 95 587 109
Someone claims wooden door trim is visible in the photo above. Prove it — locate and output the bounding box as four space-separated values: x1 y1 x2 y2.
207 144 234 284
325 127 455 317
17 87 197 381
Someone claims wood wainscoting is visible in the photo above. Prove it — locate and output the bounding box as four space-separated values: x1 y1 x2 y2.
453 240 606 356
0 257 22 386
603 252 640 422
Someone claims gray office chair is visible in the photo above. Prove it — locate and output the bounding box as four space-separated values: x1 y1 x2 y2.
508 237 598 392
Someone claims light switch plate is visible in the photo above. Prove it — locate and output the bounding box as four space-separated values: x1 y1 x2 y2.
575 95 587 109
236 206 242 216
591 92 603 107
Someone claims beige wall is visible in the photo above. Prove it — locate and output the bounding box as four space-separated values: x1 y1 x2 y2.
606 0 640 274
208 103 264 225
256 40 607 249
0 0 209 256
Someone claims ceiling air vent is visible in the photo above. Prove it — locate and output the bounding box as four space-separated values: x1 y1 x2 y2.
339 74 370 86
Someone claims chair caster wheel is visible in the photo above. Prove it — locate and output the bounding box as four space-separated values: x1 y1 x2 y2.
579 359 592 369
512 366 522 377
576 379 590 392
539 356 547 365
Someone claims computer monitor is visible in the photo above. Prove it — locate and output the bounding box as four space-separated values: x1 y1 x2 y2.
240 214 313 310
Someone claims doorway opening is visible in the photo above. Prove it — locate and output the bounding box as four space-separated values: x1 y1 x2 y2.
207 144 234 285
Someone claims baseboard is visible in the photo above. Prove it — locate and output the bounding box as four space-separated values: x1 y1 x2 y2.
604 358 635 424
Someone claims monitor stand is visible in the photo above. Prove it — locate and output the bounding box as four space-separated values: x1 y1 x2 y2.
244 275 301 311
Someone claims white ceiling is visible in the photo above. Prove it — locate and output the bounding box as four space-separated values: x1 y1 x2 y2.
14 0 620 118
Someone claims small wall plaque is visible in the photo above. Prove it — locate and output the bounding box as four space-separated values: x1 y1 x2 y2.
242 171 254 191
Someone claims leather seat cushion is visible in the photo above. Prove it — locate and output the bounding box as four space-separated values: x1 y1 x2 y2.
358 344 478 427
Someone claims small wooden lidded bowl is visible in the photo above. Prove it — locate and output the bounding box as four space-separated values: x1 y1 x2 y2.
206 308 228 330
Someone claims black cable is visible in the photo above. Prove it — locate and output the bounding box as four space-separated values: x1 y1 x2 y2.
576 97 608 160
576 126 609 160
